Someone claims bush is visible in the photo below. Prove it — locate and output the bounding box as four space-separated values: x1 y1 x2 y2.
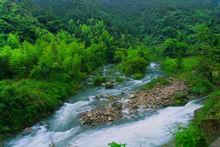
161 58 178 74
115 77 124 83
93 76 106 86
175 125 207 147
133 72 145 79
108 142 126 147
181 58 199 72
196 90 220 120
0 79 72 134
120 57 149 77
187 76 214 95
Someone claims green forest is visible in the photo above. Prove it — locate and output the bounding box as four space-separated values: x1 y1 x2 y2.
0 0 220 146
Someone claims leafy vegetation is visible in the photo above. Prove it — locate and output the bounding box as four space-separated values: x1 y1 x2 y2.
175 90 220 146
108 142 126 147
0 79 73 133
175 124 207 147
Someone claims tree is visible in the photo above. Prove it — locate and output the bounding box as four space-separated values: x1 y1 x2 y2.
163 38 188 58
0 46 12 79
7 33 20 49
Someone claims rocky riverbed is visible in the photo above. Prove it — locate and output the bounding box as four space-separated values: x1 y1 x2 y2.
80 78 189 125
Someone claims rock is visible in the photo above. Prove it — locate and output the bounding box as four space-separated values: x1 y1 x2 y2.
200 119 220 136
87 113 92 117
105 82 114 89
81 79 189 126
80 106 122 125
22 127 33 135
123 79 188 114
111 102 122 109
107 96 118 99
128 94 135 99
210 137 220 147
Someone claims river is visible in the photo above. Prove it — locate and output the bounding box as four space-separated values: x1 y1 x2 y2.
4 63 204 147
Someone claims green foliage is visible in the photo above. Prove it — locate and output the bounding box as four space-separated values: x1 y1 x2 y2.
133 72 145 80
196 90 220 121
0 46 12 79
163 38 188 58
108 142 126 147
175 90 220 146
189 76 214 95
0 1 40 41
120 57 149 77
173 92 188 106
161 56 215 96
175 125 207 147
7 33 20 49
117 46 151 78
0 24 116 82
142 77 171 90
0 79 73 133
26 0 220 40
115 77 124 83
181 58 199 72
114 48 127 62
161 58 178 74
93 76 106 86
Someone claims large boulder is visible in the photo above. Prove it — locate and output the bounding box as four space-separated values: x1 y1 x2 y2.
21 127 33 135
210 137 220 147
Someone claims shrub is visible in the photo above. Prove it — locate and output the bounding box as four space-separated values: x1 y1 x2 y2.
108 142 126 147
133 72 145 79
93 76 106 86
175 125 207 147
120 57 149 77
196 90 220 120
181 58 199 72
161 58 178 74
115 77 124 83
187 76 213 95
0 79 72 134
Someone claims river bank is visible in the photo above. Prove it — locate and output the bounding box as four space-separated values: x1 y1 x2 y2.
175 90 220 146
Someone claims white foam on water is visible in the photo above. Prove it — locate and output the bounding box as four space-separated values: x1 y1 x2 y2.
50 101 91 129
8 126 79 147
70 100 203 147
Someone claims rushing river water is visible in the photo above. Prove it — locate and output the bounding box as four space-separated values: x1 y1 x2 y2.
5 63 204 147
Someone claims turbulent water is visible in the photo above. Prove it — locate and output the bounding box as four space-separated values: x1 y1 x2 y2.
5 63 204 147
